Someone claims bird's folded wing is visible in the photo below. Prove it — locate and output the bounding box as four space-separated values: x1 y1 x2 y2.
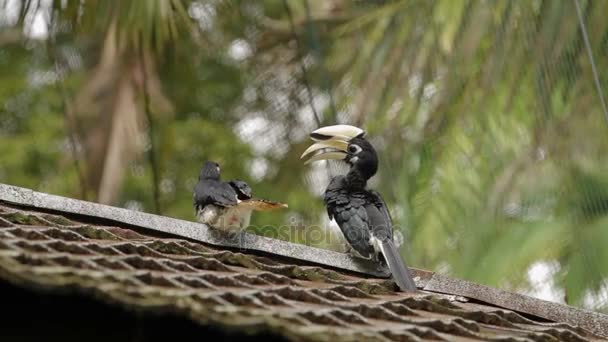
237 199 288 211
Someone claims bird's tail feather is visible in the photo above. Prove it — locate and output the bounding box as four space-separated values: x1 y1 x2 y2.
377 239 417 291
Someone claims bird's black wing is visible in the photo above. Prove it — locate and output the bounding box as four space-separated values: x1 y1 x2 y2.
324 176 374 259
228 179 252 200
368 190 393 238
194 179 238 208
366 191 417 291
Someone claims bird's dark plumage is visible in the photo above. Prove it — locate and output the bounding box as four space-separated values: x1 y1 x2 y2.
229 180 252 200
194 161 238 209
303 125 417 292
325 176 374 258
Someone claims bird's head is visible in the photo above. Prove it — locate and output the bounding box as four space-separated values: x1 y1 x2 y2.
200 161 221 180
301 125 378 180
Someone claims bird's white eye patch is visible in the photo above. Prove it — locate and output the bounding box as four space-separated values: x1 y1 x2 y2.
216 166 220 173
347 144 362 154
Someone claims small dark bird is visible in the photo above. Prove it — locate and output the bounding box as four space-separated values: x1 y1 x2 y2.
301 125 417 291
194 161 287 232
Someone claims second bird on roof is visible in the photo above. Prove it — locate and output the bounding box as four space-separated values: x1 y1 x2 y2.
193 161 287 232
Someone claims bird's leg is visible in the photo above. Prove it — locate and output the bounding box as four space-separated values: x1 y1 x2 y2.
372 252 381 263
344 243 356 255
344 244 376 260
342 243 361 257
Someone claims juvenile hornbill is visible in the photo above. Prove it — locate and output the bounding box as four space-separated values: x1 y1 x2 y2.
301 125 417 291
194 161 287 232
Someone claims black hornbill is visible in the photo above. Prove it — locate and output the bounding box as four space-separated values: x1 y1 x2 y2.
193 161 287 232
301 125 417 291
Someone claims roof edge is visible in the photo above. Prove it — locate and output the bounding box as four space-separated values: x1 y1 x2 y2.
423 271 608 337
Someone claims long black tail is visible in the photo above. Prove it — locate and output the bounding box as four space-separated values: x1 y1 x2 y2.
377 239 417 291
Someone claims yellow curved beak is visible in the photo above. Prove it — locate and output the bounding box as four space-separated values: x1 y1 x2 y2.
300 125 365 164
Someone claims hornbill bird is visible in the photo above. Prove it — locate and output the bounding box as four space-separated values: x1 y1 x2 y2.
301 125 417 291
194 161 287 232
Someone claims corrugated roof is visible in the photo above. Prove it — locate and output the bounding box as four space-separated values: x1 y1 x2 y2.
0 184 607 341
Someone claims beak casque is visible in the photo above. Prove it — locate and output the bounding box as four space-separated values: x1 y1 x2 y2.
301 125 365 164
309 124 365 142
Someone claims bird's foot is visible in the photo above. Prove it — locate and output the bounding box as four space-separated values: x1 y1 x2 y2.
344 244 375 260
344 244 361 257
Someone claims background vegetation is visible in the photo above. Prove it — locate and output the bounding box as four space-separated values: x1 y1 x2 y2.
1 0 607 312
